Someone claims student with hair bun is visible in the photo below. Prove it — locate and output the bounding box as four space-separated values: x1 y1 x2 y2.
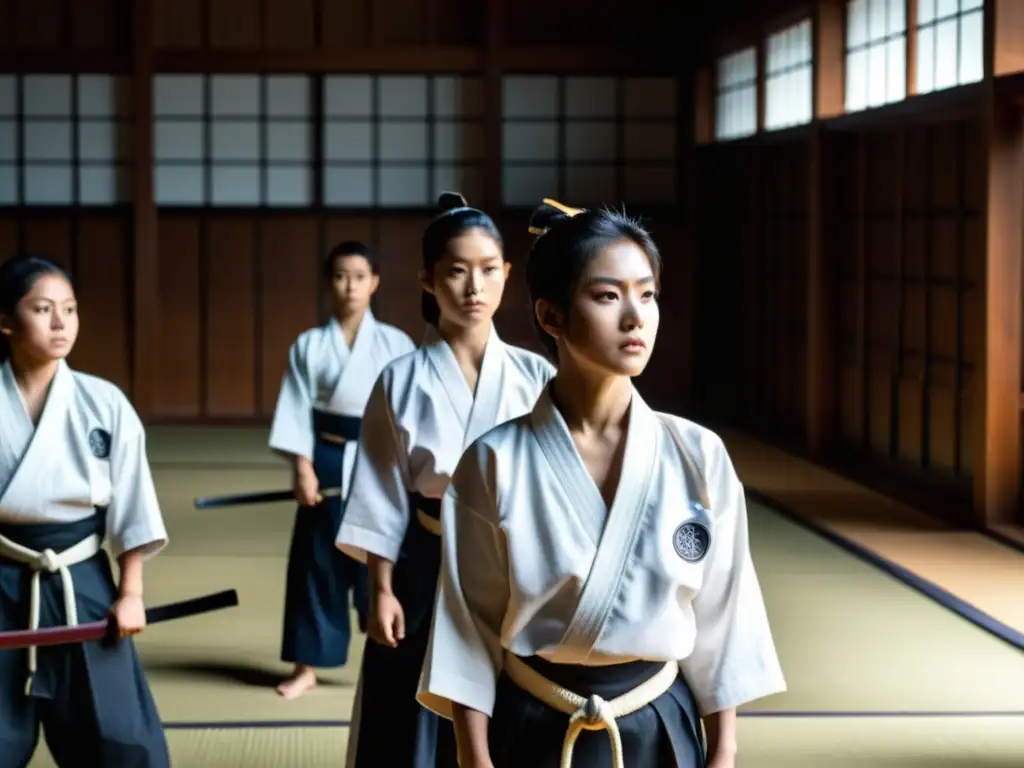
417 200 787 768
337 193 555 766
268 240 416 700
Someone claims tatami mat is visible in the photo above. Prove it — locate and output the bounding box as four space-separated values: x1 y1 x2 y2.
721 429 1024 639
29 717 1024 767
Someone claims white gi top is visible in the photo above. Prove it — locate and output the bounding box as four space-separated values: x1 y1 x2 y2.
418 384 787 718
336 323 555 564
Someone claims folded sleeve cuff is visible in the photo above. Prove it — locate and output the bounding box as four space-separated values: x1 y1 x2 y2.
335 524 403 564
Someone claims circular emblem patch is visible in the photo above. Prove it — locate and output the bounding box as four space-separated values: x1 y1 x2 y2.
88 428 112 459
673 521 711 563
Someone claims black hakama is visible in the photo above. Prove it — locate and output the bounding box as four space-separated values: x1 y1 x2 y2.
0 512 170 768
281 412 369 668
489 655 706 768
348 494 458 767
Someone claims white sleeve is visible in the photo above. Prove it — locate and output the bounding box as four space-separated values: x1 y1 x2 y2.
267 340 314 461
417 477 508 719
105 402 168 560
678 438 786 715
335 374 411 563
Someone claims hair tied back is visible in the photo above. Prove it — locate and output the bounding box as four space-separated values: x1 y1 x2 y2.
437 191 470 212
527 198 586 236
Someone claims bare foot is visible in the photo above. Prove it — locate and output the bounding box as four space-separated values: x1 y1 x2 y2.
276 665 317 700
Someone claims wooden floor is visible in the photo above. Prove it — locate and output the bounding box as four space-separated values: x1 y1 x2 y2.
720 429 1024 646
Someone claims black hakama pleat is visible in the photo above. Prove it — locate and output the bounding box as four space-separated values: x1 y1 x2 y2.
0 512 170 768
347 495 457 768
489 655 706 768
281 412 369 668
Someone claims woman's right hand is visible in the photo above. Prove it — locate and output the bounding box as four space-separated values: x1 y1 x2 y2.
369 591 405 647
294 464 320 507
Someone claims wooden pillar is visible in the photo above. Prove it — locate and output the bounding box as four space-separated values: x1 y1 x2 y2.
131 0 157 421
481 0 502 211
805 0 844 456
975 0 1024 525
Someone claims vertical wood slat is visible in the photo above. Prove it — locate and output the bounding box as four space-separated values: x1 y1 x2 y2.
806 1 843 455
974 0 1023 524
481 0 502 210
131 0 157 419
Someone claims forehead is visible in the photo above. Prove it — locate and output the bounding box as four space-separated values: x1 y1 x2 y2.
333 253 372 271
444 229 503 263
580 240 654 282
23 273 74 301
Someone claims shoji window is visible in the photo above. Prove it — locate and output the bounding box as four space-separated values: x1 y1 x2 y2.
323 75 482 208
0 75 132 206
502 76 560 207
846 0 907 112
154 75 204 205
915 0 984 94
715 47 758 140
154 74 313 207
764 19 814 131
501 76 677 208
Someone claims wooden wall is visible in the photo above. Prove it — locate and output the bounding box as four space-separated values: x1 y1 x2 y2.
691 0 1024 529
0 0 692 424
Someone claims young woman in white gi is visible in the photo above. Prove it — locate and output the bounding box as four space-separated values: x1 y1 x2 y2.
269 240 415 700
0 254 170 767
336 192 556 767
417 201 787 768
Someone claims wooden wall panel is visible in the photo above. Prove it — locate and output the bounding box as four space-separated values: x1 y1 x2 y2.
0 0 128 51
755 142 808 438
151 0 204 49
208 0 261 49
321 1 372 48
260 216 320 417
149 0 488 50
832 120 979 498
375 216 432 342
155 216 201 416
265 0 317 49
70 216 130 391
0 218 17 255
205 218 257 417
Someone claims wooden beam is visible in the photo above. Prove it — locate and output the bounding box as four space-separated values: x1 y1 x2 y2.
481 0 502 211
153 46 482 73
131 0 158 421
0 51 130 72
693 67 714 145
804 1 843 456
975 0 1024 526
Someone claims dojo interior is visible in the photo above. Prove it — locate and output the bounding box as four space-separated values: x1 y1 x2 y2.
2 0 1024 765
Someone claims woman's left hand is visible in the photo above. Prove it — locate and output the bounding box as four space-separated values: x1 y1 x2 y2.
707 753 736 768
110 594 147 636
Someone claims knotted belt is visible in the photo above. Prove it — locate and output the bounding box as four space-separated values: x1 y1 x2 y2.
0 531 103 694
503 652 678 768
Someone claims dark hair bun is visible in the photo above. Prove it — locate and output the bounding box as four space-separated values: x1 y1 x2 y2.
437 191 469 212
528 202 570 236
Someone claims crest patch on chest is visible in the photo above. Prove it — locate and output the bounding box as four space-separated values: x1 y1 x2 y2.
88 428 112 459
673 520 711 563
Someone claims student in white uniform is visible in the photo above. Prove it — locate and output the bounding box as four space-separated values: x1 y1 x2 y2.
269 240 416 700
0 254 170 767
336 192 555 767
417 201 787 768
